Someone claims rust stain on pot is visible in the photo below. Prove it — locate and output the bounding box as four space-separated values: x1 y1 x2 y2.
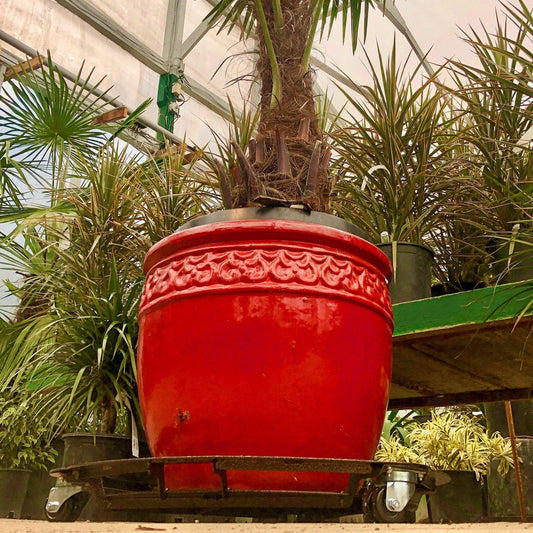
175 410 191 427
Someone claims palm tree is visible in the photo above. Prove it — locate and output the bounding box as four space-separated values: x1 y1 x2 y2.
0 57 211 435
206 0 375 211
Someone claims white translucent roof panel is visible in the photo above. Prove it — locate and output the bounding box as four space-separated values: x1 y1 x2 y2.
183 0 255 104
1 0 160 124
315 0 502 110
88 0 168 55
0 0 514 145
185 32 254 104
175 97 230 147
184 0 209 39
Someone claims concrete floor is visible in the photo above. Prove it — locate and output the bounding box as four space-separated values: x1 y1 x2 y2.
1 521 533 533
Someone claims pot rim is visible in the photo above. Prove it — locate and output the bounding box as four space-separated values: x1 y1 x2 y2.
177 207 371 241
376 241 434 258
145 217 391 279
61 433 134 441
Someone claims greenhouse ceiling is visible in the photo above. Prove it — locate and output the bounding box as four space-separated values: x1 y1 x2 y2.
1 0 505 151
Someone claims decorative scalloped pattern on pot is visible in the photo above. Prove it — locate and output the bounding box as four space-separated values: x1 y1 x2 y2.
140 247 392 323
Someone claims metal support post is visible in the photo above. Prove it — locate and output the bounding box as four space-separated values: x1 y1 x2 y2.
505 400 528 522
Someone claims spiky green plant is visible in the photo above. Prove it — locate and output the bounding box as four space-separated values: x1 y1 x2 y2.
330 45 456 244
440 1 533 284
0 56 211 435
133 142 216 242
425 116 494 290
0 54 111 204
448 6 533 236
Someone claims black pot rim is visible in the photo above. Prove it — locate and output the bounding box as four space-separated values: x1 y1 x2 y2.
177 207 371 242
61 433 133 441
376 241 434 257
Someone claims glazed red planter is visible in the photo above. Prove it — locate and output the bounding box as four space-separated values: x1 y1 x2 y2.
137 216 393 492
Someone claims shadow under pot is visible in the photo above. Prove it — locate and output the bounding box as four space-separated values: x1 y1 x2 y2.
377 242 434 304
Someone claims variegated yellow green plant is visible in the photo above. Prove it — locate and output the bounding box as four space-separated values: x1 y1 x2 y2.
375 410 515 479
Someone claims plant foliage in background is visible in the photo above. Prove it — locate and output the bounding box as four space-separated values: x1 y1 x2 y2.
444 0 533 285
0 389 58 470
376 410 515 479
0 58 211 436
331 45 456 244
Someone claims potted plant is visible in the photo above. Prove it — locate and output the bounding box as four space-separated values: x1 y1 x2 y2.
446 6 533 499
0 53 203 434
137 0 394 494
447 4 533 284
375 409 515 523
0 389 58 519
330 46 455 302
0 60 146 520
428 166 493 295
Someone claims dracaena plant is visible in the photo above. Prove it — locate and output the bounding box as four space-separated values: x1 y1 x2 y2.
444 1 533 280
0 56 211 435
206 0 376 212
132 141 216 242
425 116 494 291
0 146 145 435
330 45 456 244
447 3 533 236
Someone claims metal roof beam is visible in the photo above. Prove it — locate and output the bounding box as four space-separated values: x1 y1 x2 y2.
54 0 167 74
181 18 217 60
53 0 234 120
163 0 187 66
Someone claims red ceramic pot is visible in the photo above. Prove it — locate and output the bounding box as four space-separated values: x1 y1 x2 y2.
138 213 393 492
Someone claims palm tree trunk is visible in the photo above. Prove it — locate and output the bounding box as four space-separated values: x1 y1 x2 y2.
232 0 331 211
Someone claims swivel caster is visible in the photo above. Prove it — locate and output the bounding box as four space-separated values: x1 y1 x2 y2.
45 488 89 522
363 485 415 523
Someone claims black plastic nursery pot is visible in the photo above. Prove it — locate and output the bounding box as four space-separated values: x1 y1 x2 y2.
427 470 486 523
487 438 533 521
47 433 172 522
61 433 149 466
20 439 64 520
61 434 149 521
0 469 31 518
484 399 533 522
377 242 433 304
485 400 533 438
491 239 533 284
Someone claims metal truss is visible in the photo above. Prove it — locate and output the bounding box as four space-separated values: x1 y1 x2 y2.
2 0 434 145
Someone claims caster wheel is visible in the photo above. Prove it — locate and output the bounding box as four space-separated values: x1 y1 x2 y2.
363 486 415 523
44 493 88 522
